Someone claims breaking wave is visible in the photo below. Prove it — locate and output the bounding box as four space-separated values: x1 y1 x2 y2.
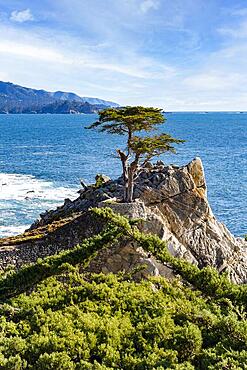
0 173 78 237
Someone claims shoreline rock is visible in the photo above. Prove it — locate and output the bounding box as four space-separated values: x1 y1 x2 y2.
0 158 246 283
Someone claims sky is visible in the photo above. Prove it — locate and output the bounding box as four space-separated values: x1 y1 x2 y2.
0 0 247 110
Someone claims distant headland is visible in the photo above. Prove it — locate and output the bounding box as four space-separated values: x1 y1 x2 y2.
0 81 119 114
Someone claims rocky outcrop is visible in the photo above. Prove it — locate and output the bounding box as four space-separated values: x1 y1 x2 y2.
0 212 107 270
0 158 246 283
135 158 247 284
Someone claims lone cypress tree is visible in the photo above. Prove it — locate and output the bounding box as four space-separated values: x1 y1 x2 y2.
87 106 184 202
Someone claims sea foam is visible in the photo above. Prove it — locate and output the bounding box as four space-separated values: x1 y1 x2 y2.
0 173 78 237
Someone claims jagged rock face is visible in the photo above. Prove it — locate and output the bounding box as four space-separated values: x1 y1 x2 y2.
1 158 246 283
138 158 247 284
98 158 246 283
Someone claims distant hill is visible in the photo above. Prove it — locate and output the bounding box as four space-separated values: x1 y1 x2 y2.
0 81 119 114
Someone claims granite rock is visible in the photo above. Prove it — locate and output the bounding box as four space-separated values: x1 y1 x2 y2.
0 157 246 283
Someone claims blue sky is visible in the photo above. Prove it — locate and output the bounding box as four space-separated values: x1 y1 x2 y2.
0 0 247 110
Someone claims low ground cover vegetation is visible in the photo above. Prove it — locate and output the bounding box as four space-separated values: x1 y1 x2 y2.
0 209 246 369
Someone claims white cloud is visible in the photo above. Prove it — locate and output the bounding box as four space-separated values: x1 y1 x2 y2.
0 41 66 63
183 72 241 91
0 24 176 81
231 8 247 17
0 71 9 81
2 2 247 110
140 0 159 14
218 21 247 39
10 9 34 23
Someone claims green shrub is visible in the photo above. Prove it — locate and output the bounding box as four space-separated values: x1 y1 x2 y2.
0 208 246 369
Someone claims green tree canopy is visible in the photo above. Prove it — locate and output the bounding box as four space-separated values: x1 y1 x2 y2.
87 106 184 202
89 106 165 135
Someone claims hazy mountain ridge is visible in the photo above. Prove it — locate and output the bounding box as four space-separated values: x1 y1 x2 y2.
0 81 119 114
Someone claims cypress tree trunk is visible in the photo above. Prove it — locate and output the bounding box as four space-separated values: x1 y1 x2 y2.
117 151 139 203
123 162 128 202
127 167 134 203
126 156 139 203
117 149 129 202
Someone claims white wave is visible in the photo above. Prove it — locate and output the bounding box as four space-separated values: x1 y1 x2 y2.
0 173 78 202
0 173 79 237
32 152 57 156
0 225 29 238
15 145 53 149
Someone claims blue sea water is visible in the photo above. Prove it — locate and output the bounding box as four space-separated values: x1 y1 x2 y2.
0 112 246 237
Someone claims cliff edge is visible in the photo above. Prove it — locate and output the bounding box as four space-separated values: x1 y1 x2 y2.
0 158 246 283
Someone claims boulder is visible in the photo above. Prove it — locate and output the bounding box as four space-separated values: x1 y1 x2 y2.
95 174 111 185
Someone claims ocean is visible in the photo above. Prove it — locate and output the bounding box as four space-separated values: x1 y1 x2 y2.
0 112 246 237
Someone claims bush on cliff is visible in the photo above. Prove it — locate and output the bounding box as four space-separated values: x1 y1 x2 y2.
0 208 246 369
